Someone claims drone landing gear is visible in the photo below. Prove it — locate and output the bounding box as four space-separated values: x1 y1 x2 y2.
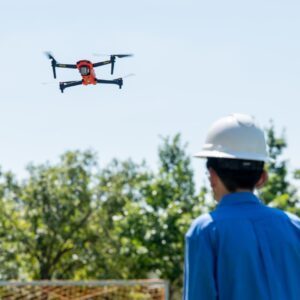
59 80 83 93
96 78 123 89
58 78 123 93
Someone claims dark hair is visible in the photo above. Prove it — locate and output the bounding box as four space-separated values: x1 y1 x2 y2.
206 157 264 192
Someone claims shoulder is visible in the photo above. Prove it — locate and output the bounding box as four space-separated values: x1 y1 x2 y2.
186 213 214 239
283 211 300 228
264 205 300 221
263 206 300 229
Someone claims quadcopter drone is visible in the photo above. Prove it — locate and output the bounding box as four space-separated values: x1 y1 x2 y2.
45 52 133 93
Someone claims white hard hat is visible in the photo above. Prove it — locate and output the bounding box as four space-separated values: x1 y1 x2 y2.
194 113 269 162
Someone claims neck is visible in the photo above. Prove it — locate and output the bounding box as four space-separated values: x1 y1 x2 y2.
215 188 253 202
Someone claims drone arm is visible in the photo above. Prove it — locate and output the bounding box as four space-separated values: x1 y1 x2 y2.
49 62 76 79
92 60 111 68
93 56 116 74
59 80 83 93
56 63 77 69
51 61 57 79
96 78 123 89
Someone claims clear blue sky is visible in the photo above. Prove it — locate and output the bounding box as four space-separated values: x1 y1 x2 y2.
0 0 300 187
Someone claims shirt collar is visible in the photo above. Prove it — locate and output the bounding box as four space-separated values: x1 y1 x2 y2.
217 192 262 208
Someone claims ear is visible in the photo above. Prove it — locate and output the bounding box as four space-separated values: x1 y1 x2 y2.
208 168 218 188
255 170 268 189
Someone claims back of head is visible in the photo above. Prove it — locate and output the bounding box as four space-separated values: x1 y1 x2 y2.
206 157 264 192
195 113 269 192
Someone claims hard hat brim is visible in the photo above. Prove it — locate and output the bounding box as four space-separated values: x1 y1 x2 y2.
193 150 272 162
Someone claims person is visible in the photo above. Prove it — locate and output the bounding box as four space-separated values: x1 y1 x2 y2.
183 113 300 300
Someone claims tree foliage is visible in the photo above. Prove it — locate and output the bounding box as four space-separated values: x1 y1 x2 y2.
0 151 98 279
259 123 300 214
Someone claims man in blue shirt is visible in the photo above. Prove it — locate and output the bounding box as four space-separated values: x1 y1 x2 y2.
184 113 300 300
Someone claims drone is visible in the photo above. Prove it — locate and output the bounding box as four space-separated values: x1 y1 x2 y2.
45 52 133 93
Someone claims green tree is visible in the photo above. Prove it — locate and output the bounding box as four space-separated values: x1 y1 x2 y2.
0 171 26 279
80 158 152 280
259 123 300 213
2 150 98 279
112 134 207 299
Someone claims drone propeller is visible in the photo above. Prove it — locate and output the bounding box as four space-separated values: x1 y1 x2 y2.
113 54 133 58
41 82 57 85
93 53 133 58
122 73 135 79
44 51 57 79
44 51 55 60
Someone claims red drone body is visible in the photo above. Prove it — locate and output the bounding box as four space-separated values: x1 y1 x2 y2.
76 60 97 85
45 52 132 93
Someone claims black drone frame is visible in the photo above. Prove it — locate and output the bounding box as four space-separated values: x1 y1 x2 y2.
58 78 123 93
45 53 132 93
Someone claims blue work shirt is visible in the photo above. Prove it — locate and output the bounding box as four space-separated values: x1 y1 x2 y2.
184 192 300 300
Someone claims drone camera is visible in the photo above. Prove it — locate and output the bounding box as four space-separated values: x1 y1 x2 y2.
79 66 90 76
